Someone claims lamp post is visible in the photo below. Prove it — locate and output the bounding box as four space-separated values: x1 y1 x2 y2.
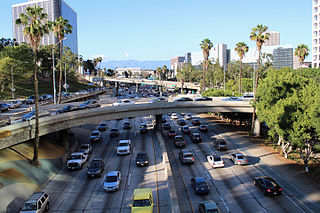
52 38 67 104
64 63 68 93
11 65 18 99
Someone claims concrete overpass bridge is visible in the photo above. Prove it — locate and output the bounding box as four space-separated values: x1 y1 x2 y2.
0 101 253 150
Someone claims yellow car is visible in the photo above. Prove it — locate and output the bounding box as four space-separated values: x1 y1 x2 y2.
131 188 154 213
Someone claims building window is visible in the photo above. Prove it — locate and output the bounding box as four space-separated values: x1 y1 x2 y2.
315 7 318 13
314 55 317 61
314 47 318 52
315 0 318 4
315 31 318 37
315 15 318 21
315 23 318 28
314 39 318 45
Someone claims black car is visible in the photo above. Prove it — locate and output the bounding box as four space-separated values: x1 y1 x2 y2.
177 119 186 126
174 97 193 102
123 121 131 129
163 122 171 130
0 103 9 113
140 123 148 133
254 176 282 196
110 128 119 137
194 97 213 101
79 100 101 109
198 125 208 132
135 152 149 166
191 133 202 143
97 122 108 131
86 158 105 178
56 105 78 114
191 177 209 195
192 119 201 126
167 130 177 138
161 117 167 123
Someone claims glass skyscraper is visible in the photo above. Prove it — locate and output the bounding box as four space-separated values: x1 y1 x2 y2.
12 0 78 54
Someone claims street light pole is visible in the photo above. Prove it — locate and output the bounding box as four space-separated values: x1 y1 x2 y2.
64 63 67 93
11 65 16 99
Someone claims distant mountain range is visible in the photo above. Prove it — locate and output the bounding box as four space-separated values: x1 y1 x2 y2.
101 60 170 70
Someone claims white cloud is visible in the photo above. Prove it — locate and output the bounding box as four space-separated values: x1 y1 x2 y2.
124 53 129 58
91 54 108 61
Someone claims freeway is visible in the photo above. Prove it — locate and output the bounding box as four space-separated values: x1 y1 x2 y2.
42 116 171 212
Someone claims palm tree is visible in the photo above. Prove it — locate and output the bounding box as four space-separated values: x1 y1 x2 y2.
249 24 270 136
162 65 167 80
200 38 213 92
235 42 249 94
52 16 72 104
294 44 309 75
15 5 51 166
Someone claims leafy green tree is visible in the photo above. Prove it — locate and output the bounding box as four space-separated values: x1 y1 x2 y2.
250 24 270 135
128 70 132 78
200 38 213 92
0 38 18 52
15 5 51 166
177 63 193 92
235 42 249 94
162 65 168 80
52 16 72 103
294 44 309 75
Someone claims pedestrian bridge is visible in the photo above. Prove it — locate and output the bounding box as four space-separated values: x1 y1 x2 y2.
0 101 253 150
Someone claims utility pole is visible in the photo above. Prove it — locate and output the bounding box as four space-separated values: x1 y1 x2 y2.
64 63 67 93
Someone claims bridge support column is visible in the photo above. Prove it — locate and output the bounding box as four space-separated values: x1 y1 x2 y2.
253 118 261 137
135 83 139 93
155 114 162 130
115 82 119 96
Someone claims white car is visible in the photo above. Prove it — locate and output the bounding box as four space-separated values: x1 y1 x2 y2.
116 139 131 155
207 155 224 168
103 171 122 192
229 153 248 165
171 113 179 119
112 99 135 106
67 152 88 170
185 113 192 120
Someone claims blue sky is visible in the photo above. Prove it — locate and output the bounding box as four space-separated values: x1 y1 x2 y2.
2 0 312 61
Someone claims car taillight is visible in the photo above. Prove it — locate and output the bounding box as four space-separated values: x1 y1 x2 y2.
279 188 282 191
267 189 271 192
238 160 241 162
191 157 194 160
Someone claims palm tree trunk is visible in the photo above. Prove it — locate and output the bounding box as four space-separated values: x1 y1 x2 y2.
251 47 261 137
300 63 303 75
32 50 40 166
202 60 207 92
239 60 242 95
58 40 63 104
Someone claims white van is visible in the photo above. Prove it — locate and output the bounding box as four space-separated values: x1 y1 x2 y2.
20 192 50 213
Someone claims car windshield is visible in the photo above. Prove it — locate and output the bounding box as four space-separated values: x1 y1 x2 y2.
62 106 70 110
124 122 130 125
92 132 99 136
89 161 100 168
201 125 207 128
133 199 151 207
175 137 183 141
184 154 193 158
183 127 189 130
70 155 81 160
111 129 118 132
119 142 129 146
214 156 221 161
105 176 117 182
123 100 130 103
265 180 277 187
197 182 207 187
99 123 106 127
21 202 37 211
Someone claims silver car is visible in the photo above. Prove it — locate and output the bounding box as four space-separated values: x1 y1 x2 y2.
22 110 50 121
229 153 248 165
103 171 121 192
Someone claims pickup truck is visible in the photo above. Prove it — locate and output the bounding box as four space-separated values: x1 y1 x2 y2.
77 144 92 156
67 152 88 170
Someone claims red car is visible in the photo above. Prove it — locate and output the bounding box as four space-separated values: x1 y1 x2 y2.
198 125 208 132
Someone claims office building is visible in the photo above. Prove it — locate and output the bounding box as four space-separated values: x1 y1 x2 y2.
313 0 320 67
170 56 185 76
272 47 293 69
12 0 78 54
185 52 191 64
264 31 280 46
213 43 228 68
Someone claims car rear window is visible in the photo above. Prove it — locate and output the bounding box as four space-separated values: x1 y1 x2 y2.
105 176 117 182
214 156 221 161
237 155 244 159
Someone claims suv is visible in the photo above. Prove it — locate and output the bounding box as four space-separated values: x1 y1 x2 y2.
214 139 228 150
90 130 101 142
86 158 104 178
191 133 202 143
136 152 149 166
110 128 119 137
180 125 191 134
131 188 154 213
140 123 148 133
174 135 187 148
0 115 11 127
19 192 49 213
67 152 88 170
25 96 35 104
103 171 122 192
116 139 131 155
179 150 195 164
97 122 108 131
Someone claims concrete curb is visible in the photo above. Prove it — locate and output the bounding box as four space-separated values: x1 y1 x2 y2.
156 131 180 213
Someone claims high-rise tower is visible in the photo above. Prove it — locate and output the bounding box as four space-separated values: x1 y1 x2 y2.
312 0 319 68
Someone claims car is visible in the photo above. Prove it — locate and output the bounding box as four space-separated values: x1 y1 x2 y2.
254 176 282 196
90 130 102 142
136 152 149 166
163 122 171 130
79 99 101 109
110 128 119 137
190 132 202 143
7 100 22 109
194 97 213 102
191 177 209 195
131 188 154 213
241 94 254 101
86 158 105 178
77 143 92 156
167 130 177 138
19 192 50 213
173 97 193 102
221 97 242 101
103 171 122 192
180 112 186 116
174 135 187 148
112 99 135 106
140 123 148 133
198 125 208 132
180 125 191 134
25 95 35 104
185 113 192 120
229 153 248 165
123 121 132 129
97 121 108 131
40 94 53 102
192 119 201 126
171 113 178 119
0 103 9 113
55 104 78 114
177 119 186 126
161 117 167 123
214 139 228 150
0 115 11 127
179 149 195 164
149 97 168 103
67 152 88 170
22 110 50 121
198 200 220 213
207 155 224 168
116 139 131 155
